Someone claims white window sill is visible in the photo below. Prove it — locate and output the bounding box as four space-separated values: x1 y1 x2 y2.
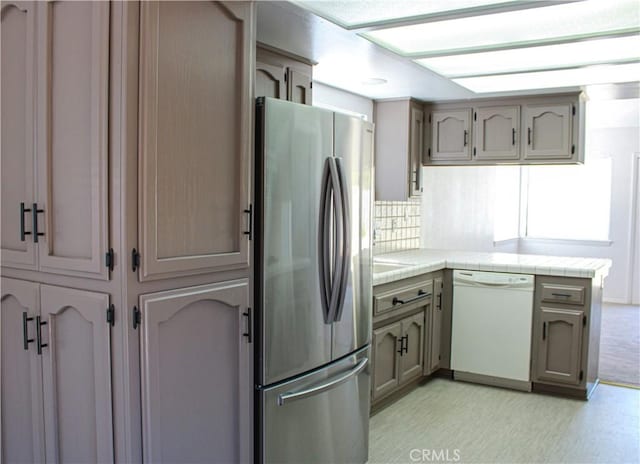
521 237 613 247
493 238 520 247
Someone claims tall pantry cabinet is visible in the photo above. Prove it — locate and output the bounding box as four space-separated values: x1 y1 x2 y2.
1 2 256 463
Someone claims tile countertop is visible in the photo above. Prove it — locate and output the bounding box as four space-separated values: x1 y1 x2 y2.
373 249 612 286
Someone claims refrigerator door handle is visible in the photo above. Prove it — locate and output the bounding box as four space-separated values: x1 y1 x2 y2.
277 357 368 406
333 157 351 322
326 157 344 323
318 158 332 323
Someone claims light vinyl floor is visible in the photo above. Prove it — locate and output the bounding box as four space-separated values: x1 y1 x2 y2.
369 379 640 464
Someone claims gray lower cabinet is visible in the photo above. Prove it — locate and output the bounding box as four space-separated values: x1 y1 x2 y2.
372 321 402 401
535 307 584 385
139 279 252 464
399 312 426 383
1 278 45 464
531 275 602 398
425 276 443 374
372 311 425 403
1 277 114 463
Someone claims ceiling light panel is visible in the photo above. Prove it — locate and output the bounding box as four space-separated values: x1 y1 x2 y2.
363 0 640 55
452 63 640 93
293 0 514 28
414 35 640 77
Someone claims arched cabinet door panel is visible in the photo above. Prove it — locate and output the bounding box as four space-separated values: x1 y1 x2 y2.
474 106 520 161
138 1 254 281
140 279 252 464
0 277 45 463
534 307 584 385
431 109 472 161
371 321 401 401
1 1 37 270
256 60 286 99
523 103 573 160
399 312 425 384
39 284 113 464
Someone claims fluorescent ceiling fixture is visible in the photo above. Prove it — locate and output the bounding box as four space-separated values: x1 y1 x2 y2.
294 0 514 28
415 35 640 77
363 0 640 55
453 63 640 93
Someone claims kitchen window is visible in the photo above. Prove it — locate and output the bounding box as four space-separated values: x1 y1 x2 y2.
523 156 613 241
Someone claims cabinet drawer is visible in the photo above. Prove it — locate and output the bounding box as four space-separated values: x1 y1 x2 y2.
540 283 585 306
374 281 433 317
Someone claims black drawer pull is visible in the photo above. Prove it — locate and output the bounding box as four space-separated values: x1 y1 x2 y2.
542 321 547 340
20 203 32 241
242 307 252 343
32 203 45 243
36 316 48 355
22 312 34 350
512 128 516 146
392 290 430 306
551 292 572 298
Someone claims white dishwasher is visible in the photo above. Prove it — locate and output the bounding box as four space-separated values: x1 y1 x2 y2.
450 270 534 391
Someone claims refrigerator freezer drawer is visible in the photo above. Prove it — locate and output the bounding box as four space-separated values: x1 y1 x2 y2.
259 347 370 464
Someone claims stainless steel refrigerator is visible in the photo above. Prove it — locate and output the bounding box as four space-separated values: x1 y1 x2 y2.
254 97 373 463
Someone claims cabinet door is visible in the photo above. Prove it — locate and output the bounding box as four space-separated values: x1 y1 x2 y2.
428 278 443 373
35 1 110 279
1 278 45 464
399 312 425 384
409 106 424 198
474 106 520 161
139 1 253 280
140 279 252 464
523 103 573 160
372 321 402 401
535 307 584 385
256 60 286 99
287 68 312 105
39 284 113 463
1 1 37 269
431 109 472 161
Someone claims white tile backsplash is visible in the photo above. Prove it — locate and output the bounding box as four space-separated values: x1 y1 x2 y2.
373 199 421 255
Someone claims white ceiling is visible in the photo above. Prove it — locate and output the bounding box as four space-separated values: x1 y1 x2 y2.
256 1 640 101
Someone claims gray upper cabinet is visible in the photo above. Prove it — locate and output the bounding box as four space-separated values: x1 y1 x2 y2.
1 1 110 279
375 99 424 201
140 279 252 464
138 1 253 281
256 60 286 100
534 307 584 386
424 93 584 166
523 103 574 160
430 109 472 162
287 68 313 105
1 1 37 271
256 45 313 104
474 106 520 161
0 278 114 464
36 1 110 280
1 277 45 464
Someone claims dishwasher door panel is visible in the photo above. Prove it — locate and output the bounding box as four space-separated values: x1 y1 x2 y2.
451 279 533 382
